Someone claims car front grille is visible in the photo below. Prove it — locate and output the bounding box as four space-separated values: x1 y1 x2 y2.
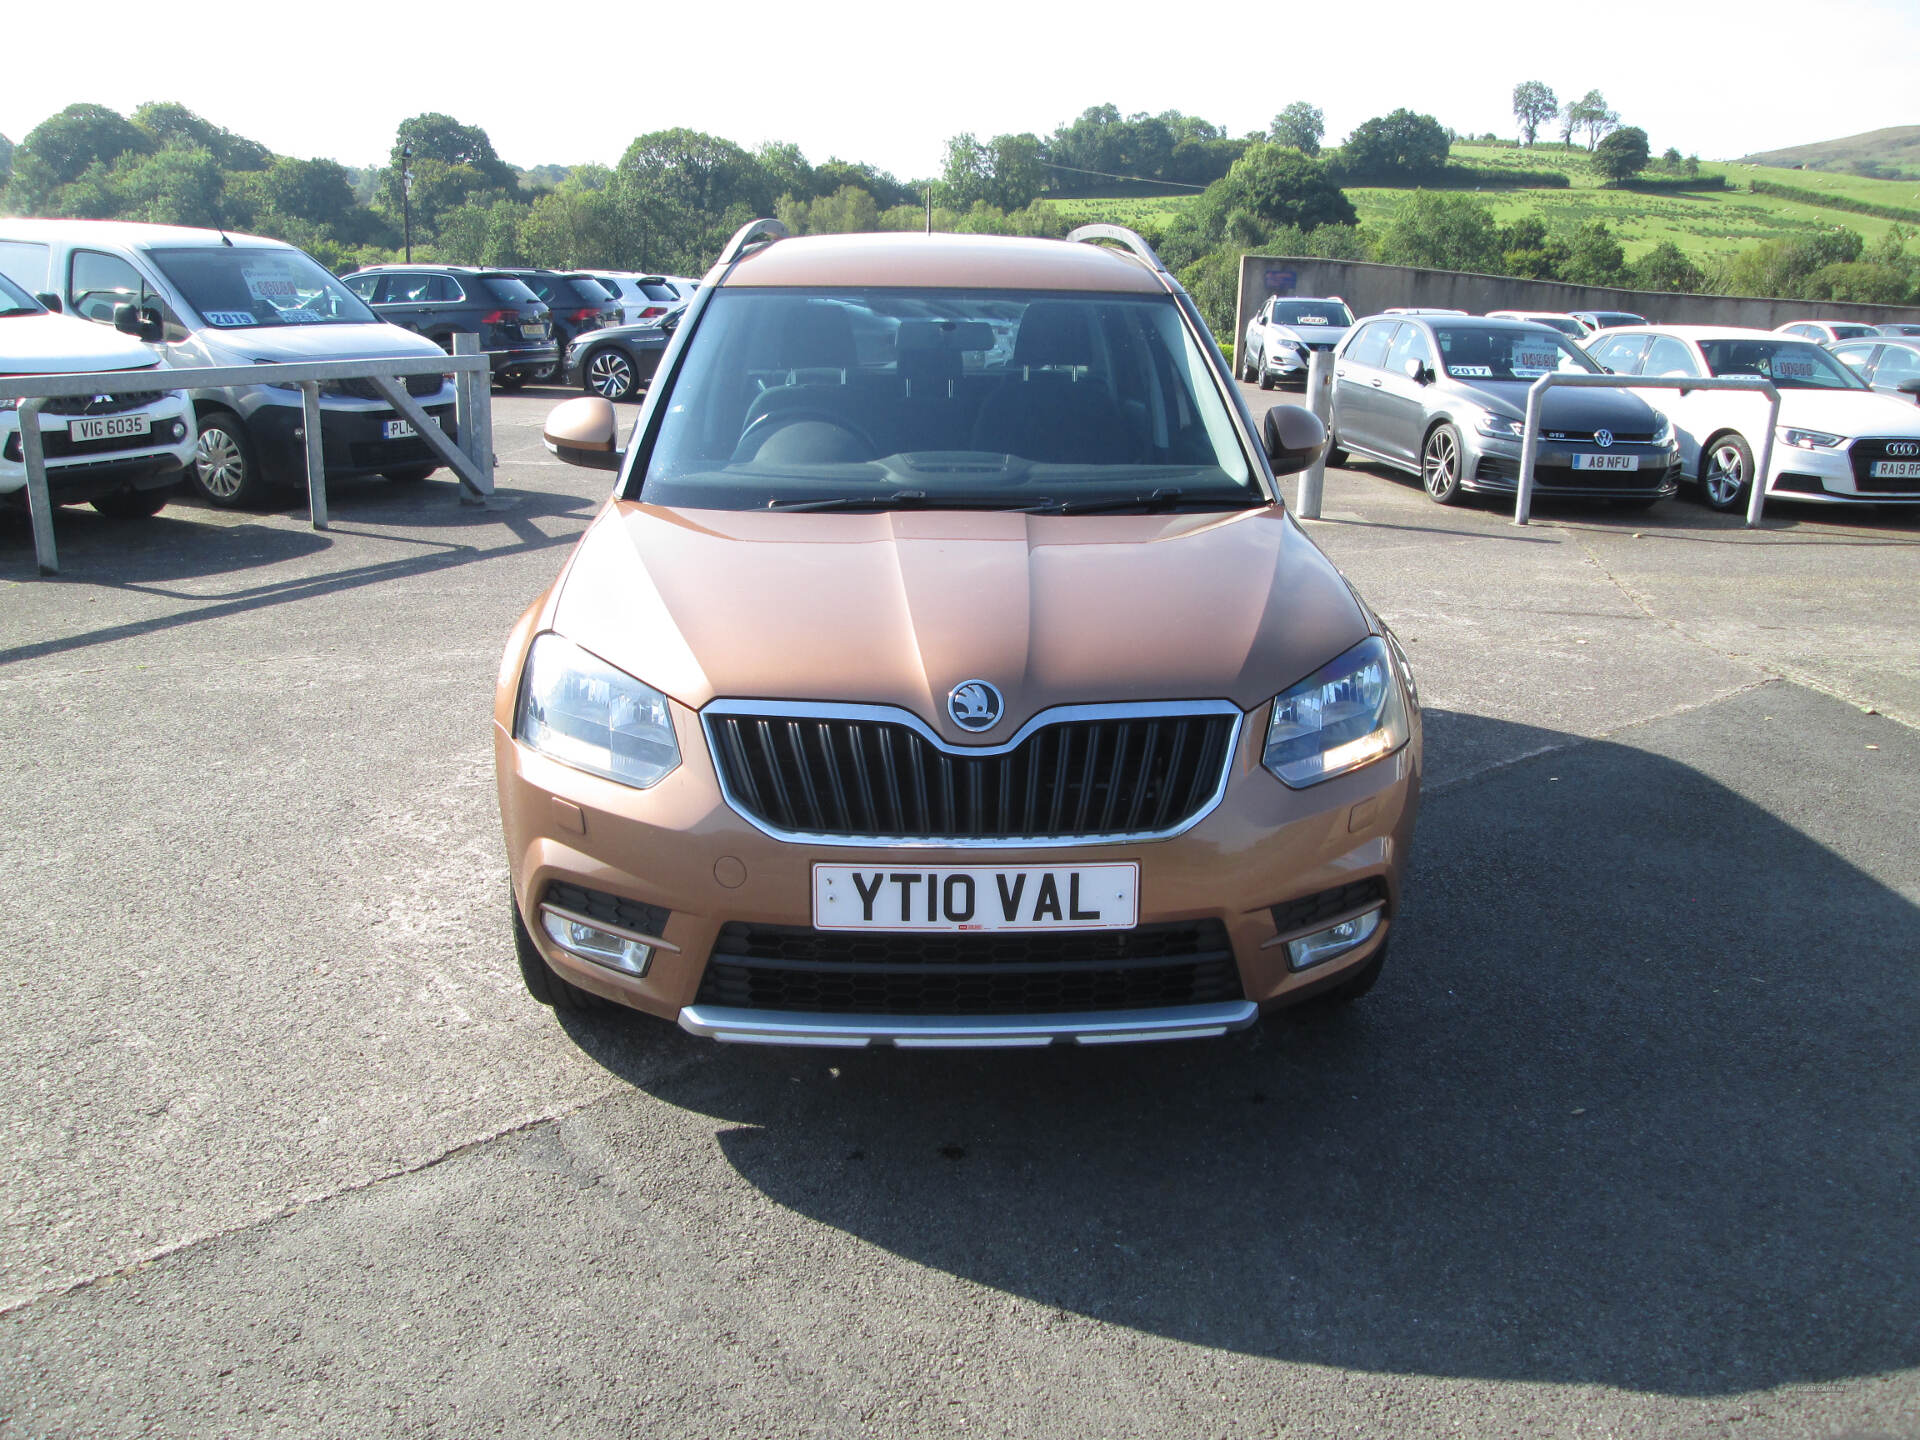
323 374 446 400
694 919 1243 1015
1540 429 1656 444
542 881 669 937
40 391 165 416
704 705 1238 843
1850 438 1920 493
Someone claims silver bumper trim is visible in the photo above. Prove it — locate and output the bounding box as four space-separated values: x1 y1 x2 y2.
676 1000 1259 1049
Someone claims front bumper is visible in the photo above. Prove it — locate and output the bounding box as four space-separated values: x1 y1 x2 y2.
0 394 196 499
1467 434 1682 499
243 393 458 480
1763 441 1920 504
495 673 1421 1045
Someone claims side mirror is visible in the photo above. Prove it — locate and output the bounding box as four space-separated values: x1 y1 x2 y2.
1403 357 1431 385
543 395 623 471
113 303 164 343
1262 404 1328 476
36 292 62 313
1898 378 1920 398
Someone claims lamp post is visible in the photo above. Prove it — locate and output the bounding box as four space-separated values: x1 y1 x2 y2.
401 144 414 263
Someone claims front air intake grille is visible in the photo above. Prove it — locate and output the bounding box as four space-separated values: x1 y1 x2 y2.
323 374 446 400
1851 439 1920 493
1271 878 1387 938
695 920 1242 1015
40 391 165 416
704 704 1238 843
541 881 669 938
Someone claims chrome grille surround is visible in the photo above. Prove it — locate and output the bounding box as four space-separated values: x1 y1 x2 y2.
701 698 1244 849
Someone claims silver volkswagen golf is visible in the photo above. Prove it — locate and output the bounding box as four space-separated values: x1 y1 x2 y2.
1329 316 1681 507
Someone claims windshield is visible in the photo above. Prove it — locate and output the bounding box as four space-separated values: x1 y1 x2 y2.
1591 312 1646 327
1271 300 1352 327
1432 325 1599 381
1699 339 1866 390
148 246 377 329
634 288 1258 512
1829 324 1875 340
0 270 42 316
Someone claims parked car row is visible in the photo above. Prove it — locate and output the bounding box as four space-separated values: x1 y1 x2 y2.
1241 289 1920 514
0 219 460 511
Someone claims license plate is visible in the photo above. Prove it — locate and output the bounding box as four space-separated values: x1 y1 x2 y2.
1573 453 1639 471
383 419 416 440
813 863 1138 933
520 323 546 339
70 414 151 443
1871 460 1920 479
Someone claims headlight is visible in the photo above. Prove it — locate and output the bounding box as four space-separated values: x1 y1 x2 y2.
1780 427 1844 450
1650 413 1673 444
0 397 18 413
515 633 680 789
1475 412 1526 439
1263 636 1411 788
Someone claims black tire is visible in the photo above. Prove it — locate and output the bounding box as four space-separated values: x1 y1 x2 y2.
583 346 637 401
381 464 437 484
1421 423 1467 505
1257 357 1275 391
511 888 607 1013
1698 432 1754 513
1269 941 1389 1023
494 372 526 392
190 410 272 508
1325 431 1349 468
90 486 171 519
1240 347 1256 383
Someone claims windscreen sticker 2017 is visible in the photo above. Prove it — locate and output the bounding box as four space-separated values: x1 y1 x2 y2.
1450 365 1493 377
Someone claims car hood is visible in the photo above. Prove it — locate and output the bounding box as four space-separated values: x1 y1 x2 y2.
1272 323 1350 347
551 503 1372 739
199 323 447 365
1449 378 1660 430
1773 387 1920 435
0 312 162 375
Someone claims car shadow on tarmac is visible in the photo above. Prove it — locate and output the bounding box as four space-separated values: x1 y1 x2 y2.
565 695 1920 1397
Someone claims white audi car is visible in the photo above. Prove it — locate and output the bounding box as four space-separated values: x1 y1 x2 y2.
1584 325 1920 510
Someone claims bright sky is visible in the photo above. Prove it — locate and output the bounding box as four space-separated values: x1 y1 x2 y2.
4 0 1915 180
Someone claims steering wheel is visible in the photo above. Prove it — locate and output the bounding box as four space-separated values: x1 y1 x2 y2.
733 408 879 463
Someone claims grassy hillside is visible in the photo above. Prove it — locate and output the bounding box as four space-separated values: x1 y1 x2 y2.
1047 143 1919 267
1740 125 1920 176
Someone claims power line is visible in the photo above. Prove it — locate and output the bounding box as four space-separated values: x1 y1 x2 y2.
1038 162 1208 191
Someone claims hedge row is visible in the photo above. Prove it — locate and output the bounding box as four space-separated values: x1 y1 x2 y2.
1610 174 1728 193
1339 164 1570 190
1748 177 1920 224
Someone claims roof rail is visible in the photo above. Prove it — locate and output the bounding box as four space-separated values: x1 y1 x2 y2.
1066 224 1170 275
717 217 790 267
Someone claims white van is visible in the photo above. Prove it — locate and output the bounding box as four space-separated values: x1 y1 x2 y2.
0 220 456 507
1 269 196 517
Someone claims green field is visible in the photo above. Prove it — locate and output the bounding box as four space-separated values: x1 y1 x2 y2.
1045 143 1920 266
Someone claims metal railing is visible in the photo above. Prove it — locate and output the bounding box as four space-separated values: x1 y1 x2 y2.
4 334 495 575
1513 373 1780 528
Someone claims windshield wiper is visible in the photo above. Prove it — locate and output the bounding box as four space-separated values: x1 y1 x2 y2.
1039 487 1264 515
767 489 1057 513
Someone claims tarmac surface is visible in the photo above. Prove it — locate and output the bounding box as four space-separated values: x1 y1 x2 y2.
2 380 1917 1438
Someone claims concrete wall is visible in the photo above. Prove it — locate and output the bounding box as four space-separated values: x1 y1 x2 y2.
1233 255 1920 354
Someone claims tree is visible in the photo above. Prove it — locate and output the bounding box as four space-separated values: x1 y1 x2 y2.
1556 101 1579 147
1591 127 1651 185
1560 222 1626 286
1511 82 1557 147
131 103 270 171
1195 144 1356 234
1269 102 1325 157
1627 241 1705 293
1497 217 1570 280
609 128 777 273
1566 91 1617 150
389 114 516 192
0 133 12 188
258 156 356 229
1373 192 1503 273
1333 110 1450 183
943 131 1044 210
18 103 153 185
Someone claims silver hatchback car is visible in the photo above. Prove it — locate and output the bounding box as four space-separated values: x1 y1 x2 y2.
1329 316 1681 506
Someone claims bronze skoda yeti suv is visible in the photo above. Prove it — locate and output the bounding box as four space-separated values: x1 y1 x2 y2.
496 221 1421 1048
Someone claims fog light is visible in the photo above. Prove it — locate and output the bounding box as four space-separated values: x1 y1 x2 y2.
1285 905 1383 972
540 906 652 977
169 420 187 441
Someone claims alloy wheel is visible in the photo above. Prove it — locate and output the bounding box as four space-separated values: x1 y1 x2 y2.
195 428 246 500
1704 443 1747 507
588 350 635 400
1423 428 1460 499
